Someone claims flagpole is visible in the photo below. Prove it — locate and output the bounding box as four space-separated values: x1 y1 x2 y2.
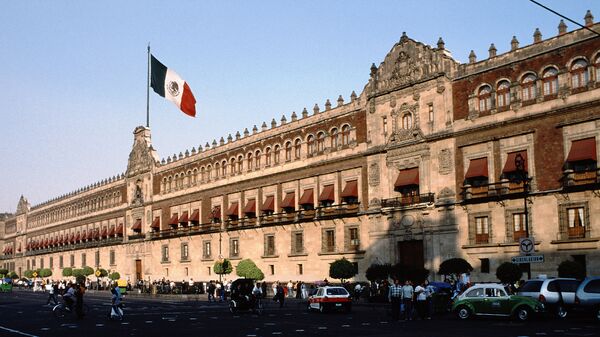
146 43 150 128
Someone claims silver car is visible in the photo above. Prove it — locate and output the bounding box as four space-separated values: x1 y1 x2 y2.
517 278 580 318
574 277 600 321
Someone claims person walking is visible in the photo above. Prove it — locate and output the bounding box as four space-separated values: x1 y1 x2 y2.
388 279 402 321
45 281 58 306
414 281 427 319
75 282 86 319
401 280 414 321
276 282 285 308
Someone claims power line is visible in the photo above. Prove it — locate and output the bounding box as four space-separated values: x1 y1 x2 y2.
528 0 600 36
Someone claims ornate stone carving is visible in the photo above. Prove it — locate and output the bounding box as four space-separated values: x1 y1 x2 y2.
16 195 30 215
369 162 380 186
131 179 144 206
126 127 159 178
438 148 453 175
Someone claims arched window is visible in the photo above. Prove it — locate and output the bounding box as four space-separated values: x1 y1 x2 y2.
496 80 511 108
402 114 412 129
571 59 589 89
478 85 492 112
222 160 227 176
274 145 280 164
265 147 271 166
247 153 253 171
542 67 558 96
341 125 350 145
238 155 243 173
215 163 220 178
294 139 301 159
285 142 292 161
230 158 236 174
200 167 206 182
207 165 212 180
521 74 537 101
192 169 197 184
317 132 325 152
307 135 315 155
595 55 600 82
331 128 339 148
255 150 261 168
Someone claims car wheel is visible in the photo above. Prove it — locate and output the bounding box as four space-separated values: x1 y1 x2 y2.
229 301 236 314
595 307 600 321
319 304 325 313
556 305 568 319
515 306 530 322
456 306 470 320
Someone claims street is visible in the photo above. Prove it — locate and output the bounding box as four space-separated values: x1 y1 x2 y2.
0 290 598 337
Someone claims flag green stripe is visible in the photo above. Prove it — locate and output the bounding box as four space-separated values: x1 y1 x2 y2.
150 55 167 97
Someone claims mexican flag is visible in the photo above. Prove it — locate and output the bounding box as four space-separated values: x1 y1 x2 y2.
150 55 197 117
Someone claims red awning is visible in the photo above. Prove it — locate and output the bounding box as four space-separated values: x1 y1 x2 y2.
132 219 142 231
567 137 597 162
101 227 108 238
465 158 488 179
94 228 100 239
108 226 115 236
116 223 124 235
69 233 75 243
168 213 179 226
179 211 189 224
281 192 295 208
319 185 335 202
88 229 94 240
299 189 314 205
341 180 358 198
261 195 275 212
211 206 221 220
395 167 420 188
503 150 528 173
226 202 239 216
243 199 256 214
151 216 160 229
75 232 81 242
190 209 200 223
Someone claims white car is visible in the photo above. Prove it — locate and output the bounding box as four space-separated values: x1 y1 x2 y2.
307 286 352 313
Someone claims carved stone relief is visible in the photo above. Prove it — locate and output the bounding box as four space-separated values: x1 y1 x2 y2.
438 148 453 175
369 162 380 187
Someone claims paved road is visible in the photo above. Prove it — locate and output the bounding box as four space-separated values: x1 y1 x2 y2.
0 290 598 337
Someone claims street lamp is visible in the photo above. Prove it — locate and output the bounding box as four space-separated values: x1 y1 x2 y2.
514 153 531 279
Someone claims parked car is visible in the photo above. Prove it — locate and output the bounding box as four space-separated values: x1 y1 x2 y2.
307 286 352 313
517 277 580 318
452 283 544 321
574 276 600 321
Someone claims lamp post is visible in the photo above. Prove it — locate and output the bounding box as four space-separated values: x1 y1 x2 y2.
514 153 531 279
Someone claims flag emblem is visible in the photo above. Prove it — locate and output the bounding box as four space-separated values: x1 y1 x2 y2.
150 54 197 117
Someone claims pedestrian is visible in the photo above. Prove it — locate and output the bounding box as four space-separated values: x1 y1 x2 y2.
301 282 307 299
45 281 58 306
287 280 293 298
401 280 414 320
75 281 86 319
388 279 402 320
110 284 123 320
424 280 434 319
261 281 267 298
207 281 216 302
276 282 285 308
354 283 362 301
296 281 302 299
414 281 427 319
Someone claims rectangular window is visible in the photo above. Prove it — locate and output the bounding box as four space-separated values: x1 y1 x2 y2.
298 264 303 275
480 258 490 273
230 238 239 258
40 258 44 269
32 259 36 268
265 235 275 256
70 254 75 267
383 117 388 135
162 245 169 262
323 229 335 252
512 213 527 242
349 227 359 249
207 267 211 275
110 250 115 266
475 216 489 244
269 264 275 275
95 251 100 267
203 241 212 258
567 207 586 239
49 257 53 269
428 103 434 122
294 232 304 254
81 253 86 267
59 256 63 269
181 243 189 261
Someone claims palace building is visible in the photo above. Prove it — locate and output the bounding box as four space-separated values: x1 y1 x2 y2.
2 12 600 282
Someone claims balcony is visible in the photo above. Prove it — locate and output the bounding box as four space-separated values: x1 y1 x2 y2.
461 179 531 204
381 193 434 208
562 168 599 190
555 226 590 241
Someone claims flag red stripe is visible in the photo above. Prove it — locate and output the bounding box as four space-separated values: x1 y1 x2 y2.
181 82 197 117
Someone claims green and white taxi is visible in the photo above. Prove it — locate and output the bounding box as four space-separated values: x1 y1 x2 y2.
452 283 544 321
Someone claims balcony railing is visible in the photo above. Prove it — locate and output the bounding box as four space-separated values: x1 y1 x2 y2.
381 193 434 208
461 179 531 202
557 226 590 241
23 237 124 255
562 169 599 188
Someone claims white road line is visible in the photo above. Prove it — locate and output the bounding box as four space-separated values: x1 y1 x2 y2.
0 326 40 337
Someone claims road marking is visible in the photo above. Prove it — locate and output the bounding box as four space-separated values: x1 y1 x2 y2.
295 329 304 332
361 323 370 326
0 326 40 337
95 324 104 327
145 321 153 323
342 324 350 327
380 321 388 324
265 323 276 326
318 327 327 330
272 333 282 335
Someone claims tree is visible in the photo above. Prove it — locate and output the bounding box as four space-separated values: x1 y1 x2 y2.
329 258 357 283
39 268 52 278
558 260 585 280
72 269 85 284
9 271 18 279
98 268 108 277
236 259 265 280
0 268 8 277
496 262 523 284
109 272 121 281
62 267 73 277
365 263 391 282
24 270 34 278
82 266 94 277
390 263 430 283
438 258 473 276
214 259 233 276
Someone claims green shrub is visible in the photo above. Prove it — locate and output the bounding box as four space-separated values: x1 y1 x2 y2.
109 272 120 281
236 259 264 280
329 258 357 282
214 259 233 275
496 262 523 284
365 263 391 282
62 267 73 277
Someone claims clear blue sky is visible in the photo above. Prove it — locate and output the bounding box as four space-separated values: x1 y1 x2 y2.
0 0 597 212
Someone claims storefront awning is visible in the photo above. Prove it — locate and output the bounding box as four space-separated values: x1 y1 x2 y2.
319 185 335 202
394 167 420 188
299 188 314 205
465 157 488 179
567 137 597 162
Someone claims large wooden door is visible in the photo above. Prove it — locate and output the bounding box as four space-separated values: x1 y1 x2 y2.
135 259 142 281
397 240 424 269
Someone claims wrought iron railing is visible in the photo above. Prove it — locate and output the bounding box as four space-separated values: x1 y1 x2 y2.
381 193 434 208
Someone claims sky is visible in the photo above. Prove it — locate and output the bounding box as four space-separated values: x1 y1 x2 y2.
0 0 598 213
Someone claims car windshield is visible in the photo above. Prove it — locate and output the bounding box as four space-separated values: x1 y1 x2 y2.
519 280 542 292
326 288 349 296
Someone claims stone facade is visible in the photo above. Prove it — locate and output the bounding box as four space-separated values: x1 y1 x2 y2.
2 15 600 283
